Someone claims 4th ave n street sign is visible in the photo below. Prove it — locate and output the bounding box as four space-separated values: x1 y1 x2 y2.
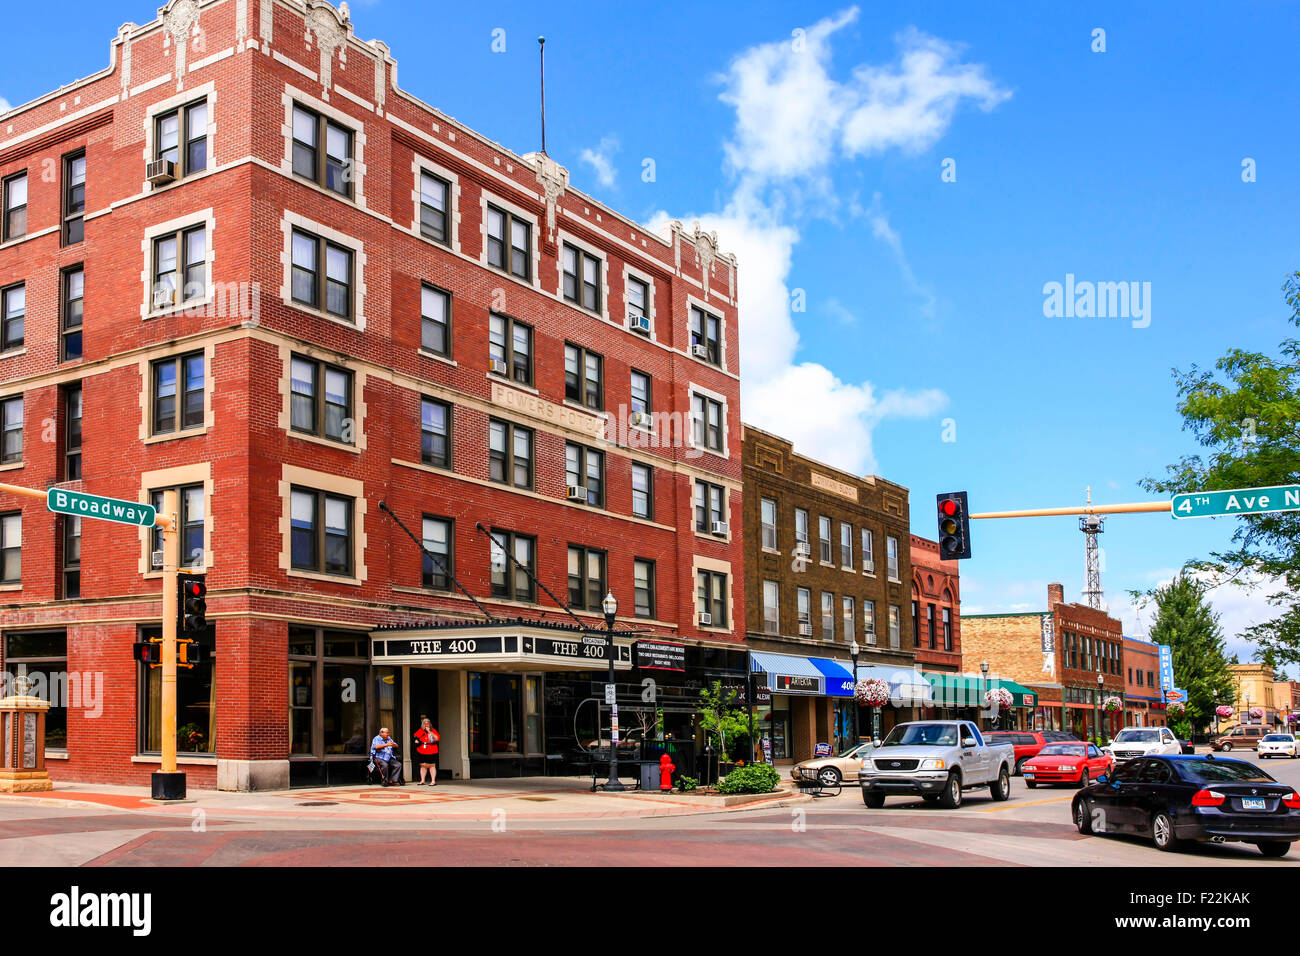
47 488 157 527
1170 484 1300 520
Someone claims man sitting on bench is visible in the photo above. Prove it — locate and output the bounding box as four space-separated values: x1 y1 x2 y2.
370 727 403 786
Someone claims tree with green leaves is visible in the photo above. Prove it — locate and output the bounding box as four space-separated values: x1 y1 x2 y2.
1135 575 1236 734
696 680 752 763
1142 272 1300 668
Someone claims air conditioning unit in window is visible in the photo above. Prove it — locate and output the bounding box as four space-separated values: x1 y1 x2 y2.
793 540 810 557
628 313 651 334
152 288 175 310
699 612 712 626
146 159 176 186
711 520 729 537
798 621 813 637
488 357 508 376
566 485 587 502
691 343 709 359
629 411 652 429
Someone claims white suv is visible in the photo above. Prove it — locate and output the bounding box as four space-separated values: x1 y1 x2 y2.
1103 726 1182 762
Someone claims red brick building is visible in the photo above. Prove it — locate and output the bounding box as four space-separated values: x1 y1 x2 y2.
0 0 745 788
1122 636 1166 728
909 535 960 674
962 583 1125 737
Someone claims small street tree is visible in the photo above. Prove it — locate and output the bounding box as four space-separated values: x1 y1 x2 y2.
696 680 751 763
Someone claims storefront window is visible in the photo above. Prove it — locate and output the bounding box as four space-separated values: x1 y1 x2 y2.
491 675 521 753
290 660 313 754
469 672 487 755
140 625 215 754
524 676 542 754
4 631 68 750
323 663 368 754
288 625 375 759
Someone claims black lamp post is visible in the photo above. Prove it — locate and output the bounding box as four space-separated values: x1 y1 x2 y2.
1096 671 1105 744
601 591 625 791
850 640 861 747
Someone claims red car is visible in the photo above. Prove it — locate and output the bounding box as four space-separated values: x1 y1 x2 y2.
984 730 1080 776
1022 741 1113 789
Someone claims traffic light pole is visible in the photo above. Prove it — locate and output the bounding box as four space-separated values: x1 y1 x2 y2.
153 489 185 800
970 501 1172 519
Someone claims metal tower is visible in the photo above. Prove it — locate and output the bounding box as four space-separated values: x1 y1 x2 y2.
1080 486 1106 610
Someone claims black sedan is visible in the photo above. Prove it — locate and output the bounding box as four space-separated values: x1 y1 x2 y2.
1071 754 1300 857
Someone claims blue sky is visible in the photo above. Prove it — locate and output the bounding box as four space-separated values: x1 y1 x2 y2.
6 1 1298 666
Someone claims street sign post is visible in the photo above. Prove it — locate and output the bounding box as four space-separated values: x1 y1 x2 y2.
1171 484 1300 520
46 487 157 527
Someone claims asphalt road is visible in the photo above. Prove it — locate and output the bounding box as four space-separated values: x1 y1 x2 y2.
4 755 1300 866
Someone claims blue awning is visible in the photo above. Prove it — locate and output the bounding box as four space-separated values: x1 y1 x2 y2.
750 651 825 695
810 658 855 697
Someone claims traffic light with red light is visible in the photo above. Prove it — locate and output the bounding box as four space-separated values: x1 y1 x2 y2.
936 491 972 559
133 639 163 666
178 572 207 639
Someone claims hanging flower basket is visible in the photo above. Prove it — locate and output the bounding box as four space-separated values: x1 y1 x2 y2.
855 678 891 708
1215 705 1234 719
1289 713 1299 724
1103 696 1123 713
983 687 1014 710
1166 701 1185 716
1249 707 1265 720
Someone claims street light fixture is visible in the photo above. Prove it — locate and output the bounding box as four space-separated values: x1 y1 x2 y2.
979 660 989 730
601 591 625 792
1096 671 1105 745
850 640 860 748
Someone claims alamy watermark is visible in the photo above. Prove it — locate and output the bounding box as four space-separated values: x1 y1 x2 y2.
1043 274 1151 328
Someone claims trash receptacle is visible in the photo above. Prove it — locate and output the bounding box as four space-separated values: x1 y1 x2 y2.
639 761 657 791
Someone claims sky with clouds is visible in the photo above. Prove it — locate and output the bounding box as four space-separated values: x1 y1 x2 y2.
7 1 1299 671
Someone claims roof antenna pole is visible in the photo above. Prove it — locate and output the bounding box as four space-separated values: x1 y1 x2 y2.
538 35 547 156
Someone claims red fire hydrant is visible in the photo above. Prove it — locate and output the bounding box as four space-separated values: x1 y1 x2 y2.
659 753 676 791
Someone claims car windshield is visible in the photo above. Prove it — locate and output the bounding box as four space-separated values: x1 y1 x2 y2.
1176 759 1275 785
1038 744 1085 757
1114 730 1160 743
1262 735 1293 742
881 723 959 747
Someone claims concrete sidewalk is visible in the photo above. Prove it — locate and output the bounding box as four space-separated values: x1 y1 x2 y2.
0 776 810 824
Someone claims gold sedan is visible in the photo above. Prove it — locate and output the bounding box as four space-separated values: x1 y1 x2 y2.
791 742 878 788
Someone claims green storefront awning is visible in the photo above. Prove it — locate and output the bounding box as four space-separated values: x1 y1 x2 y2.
923 673 1038 709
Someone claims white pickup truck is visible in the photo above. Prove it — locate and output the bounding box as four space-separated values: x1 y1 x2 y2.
860 720 1016 808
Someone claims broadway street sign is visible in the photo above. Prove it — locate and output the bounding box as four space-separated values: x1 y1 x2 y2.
46 488 157 527
1170 484 1300 520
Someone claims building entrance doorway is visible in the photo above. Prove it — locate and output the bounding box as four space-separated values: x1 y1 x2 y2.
408 667 440 761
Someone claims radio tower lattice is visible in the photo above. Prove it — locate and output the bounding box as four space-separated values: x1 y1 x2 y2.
1080 486 1105 610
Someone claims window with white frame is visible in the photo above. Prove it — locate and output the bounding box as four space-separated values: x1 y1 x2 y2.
840 522 853 567
2 173 26 242
762 580 779 634
861 528 874 573
818 515 832 563
889 605 901 649
863 600 876 644
419 171 450 244
0 512 20 584
842 596 855 642
631 463 653 520
887 535 900 581
797 588 811 627
795 509 809 550
760 498 777 550
821 591 834 640
421 284 451 357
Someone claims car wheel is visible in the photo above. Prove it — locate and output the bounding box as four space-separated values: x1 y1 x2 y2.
818 767 842 788
1077 770 1090 790
862 790 886 809
1074 799 1093 834
1151 811 1181 852
1014 757 1027 776
1222 742 1233 752
991 766 1011 802
1256 841 1290 858
938 772 963 809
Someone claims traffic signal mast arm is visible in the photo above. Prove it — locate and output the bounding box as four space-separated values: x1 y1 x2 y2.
970 500 1173 519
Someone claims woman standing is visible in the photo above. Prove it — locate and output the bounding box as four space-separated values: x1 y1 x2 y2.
413 717 440 785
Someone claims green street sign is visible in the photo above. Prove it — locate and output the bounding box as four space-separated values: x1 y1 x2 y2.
1170 484 1300 520
46 488 157 527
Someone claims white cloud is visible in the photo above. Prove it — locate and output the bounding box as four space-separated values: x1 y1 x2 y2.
651 9 1006 474
0 98 10 115
579 136 619 189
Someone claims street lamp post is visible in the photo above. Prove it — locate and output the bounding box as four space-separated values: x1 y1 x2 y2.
601 591 625 792
1096 671 1105 745
980 659 990 730
850 640 861 747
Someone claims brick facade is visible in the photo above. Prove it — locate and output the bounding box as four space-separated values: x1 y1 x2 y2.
0 0 744 787
741 424 912 760
909 534 960 673
1122 637 1166 727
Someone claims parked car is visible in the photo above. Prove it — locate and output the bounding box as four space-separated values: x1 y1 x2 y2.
791 742 877 787
984 730 1080 776
1257 734 1300 759
1022 741 1113 789
1072 754 1300 856
1103 726 1183 762
1212 725 1266 752
859 720 1015 809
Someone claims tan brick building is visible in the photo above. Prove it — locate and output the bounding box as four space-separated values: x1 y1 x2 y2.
962 582 1124 737
741 425 919 763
